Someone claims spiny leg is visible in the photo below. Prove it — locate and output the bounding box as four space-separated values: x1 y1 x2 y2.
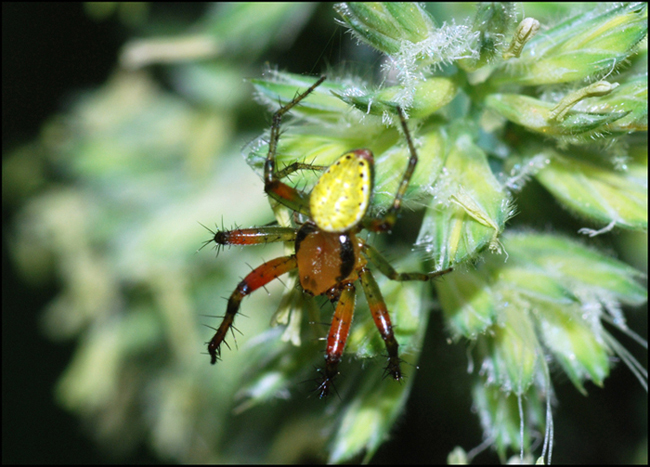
364 106 418 233
264 76 327 215
358 267 402 380
274 161 328 180
208 226 297 249
361 243 453 281
208 255 297 364
318 282 356 398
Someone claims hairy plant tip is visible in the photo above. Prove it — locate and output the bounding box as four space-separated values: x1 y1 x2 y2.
485 92 632 145
491 3 648 85
471 381 551 463
334 2 437 55
333 77 457 120
436 230 647 461
439 231 647 380
335 2 477 111
379 22 477 109
533 148 647 232
458 2 520 72
414 132 513 270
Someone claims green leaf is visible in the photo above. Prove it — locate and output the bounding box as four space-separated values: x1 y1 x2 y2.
472 382 546 462
328 364 414 463
534 151 648 231
493 232 645 392
333 77 457 118
251 72 351 121
504 232 648 307
416 132 512 269
436 268 497 339
537 302 610 392
482 302 542 394
491 3 648 85
458 2 518 71
575 75 648 132
436 231 646 397
485 93 630 144
334 2 436 54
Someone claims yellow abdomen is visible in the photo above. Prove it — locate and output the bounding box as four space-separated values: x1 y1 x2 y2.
310 149 374 232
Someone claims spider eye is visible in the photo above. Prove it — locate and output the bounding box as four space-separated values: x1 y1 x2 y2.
310 149 374 232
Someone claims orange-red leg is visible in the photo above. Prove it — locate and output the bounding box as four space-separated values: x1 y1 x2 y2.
358 267 402 380
208 255 297 364
211 226 297 247
318 282 356 398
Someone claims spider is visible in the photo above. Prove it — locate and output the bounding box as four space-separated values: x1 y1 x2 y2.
205 76 452 397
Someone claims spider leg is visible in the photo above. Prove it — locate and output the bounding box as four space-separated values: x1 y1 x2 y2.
264 76 326 215
208 226 297 248
207 255 298 364
363 106 418 233
318 282 356 398
361 243 453 281
274 161 328 180
358 267 402 381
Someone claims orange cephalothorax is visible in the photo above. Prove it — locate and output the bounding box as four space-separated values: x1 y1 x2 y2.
295 222 365 296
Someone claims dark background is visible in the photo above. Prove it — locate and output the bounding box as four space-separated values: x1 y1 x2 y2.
3 3 647 464
2 3 149 463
